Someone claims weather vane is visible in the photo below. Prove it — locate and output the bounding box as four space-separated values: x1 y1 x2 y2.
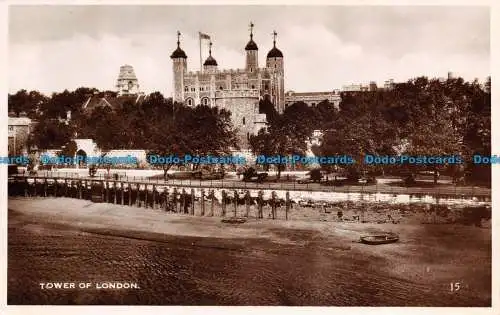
249 22 254 38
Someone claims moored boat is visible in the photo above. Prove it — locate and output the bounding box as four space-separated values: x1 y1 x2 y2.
360 233 399 245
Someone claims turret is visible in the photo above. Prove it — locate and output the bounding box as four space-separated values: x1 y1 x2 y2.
266 30 285 113
203 41 218 74
245 22 258 72
171 31 187 103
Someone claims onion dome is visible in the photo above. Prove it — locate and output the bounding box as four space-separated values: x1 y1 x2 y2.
245 22 258 51
267 30 283 58
203 42 218 66
170 31 187 59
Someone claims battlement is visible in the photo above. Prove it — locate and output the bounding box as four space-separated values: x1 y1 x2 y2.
185 67 272 77
215 90 260 98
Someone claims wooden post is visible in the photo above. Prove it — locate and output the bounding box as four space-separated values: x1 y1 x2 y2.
190 189 195 215
44 179 48 197
144 185 148 208
121 183 125 205
78 180 82 199
152 185 156 209
54 179 57 197
221 190 227 216
285 191 290 220
136 184 141 207
210 190 215 216
33 179 37 196
258 191 263 219
200 189 205 216
233 190 238 217
271 191 276 220
105 181 109 203
173 188 178 213
24 178 28 197
128 183 132 206
245 191 250 217
181 189 186 213
101 180 105 201
113 182 117 204
65 179 68 197
164 189 169 212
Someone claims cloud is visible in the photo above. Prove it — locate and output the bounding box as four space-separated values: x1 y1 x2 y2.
8 6 490 95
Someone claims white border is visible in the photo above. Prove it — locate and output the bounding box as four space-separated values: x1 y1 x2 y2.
0 1 497 315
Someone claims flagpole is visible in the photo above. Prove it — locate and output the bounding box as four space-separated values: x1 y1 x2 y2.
199 32 202 73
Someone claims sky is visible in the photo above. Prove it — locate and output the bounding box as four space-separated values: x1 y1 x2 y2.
8 5 490 96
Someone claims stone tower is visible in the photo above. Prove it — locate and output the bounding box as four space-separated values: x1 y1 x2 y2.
245 22 258 72
266 31 285 113
116 64 140 96
170 31 188 103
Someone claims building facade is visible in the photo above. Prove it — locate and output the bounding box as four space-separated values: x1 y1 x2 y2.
170 25 284 148
8 113 35 156
284 90 341 110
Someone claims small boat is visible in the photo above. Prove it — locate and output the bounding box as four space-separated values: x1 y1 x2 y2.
360 233 399 245
221 217 247 224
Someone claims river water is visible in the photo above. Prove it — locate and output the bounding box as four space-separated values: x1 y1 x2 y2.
8 210 490 306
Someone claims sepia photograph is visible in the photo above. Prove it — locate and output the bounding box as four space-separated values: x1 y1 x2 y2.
5 3 493 308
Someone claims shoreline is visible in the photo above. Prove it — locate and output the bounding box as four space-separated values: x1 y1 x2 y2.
8 197 492 306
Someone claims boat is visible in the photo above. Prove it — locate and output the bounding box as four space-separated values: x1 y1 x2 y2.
360 233 399 245
221 217 247 224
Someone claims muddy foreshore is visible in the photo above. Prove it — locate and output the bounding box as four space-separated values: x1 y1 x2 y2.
7 197 492 306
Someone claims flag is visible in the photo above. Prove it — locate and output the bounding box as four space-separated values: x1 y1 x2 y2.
199 32 210 40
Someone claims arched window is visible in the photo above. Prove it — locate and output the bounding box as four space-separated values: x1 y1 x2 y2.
242 117 246 125
184 86 189 92
251 85 255 89
186 98 194 106
202 97 209 106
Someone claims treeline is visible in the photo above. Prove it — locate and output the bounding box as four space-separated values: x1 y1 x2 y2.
251 76 491 183
8 89 239 175
9 75 491 184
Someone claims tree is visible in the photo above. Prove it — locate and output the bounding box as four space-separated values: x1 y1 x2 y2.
250 103 316 179
31 119 74 150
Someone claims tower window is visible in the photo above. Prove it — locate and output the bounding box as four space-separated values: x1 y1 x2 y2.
191 88 195 92
219 86 223 90
184 86 189 92
202 98 209 105
251 85 255 89
247 132 250 140
186 98 193 106
242 117 246 125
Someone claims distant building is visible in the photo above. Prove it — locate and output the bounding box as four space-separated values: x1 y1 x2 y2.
8 112 36 156
284 90 341 109
82 91 148 113
116 65 141 96
383 79 395 91
342 84 365 92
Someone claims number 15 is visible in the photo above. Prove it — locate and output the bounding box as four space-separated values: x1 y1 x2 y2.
450 282 461 292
